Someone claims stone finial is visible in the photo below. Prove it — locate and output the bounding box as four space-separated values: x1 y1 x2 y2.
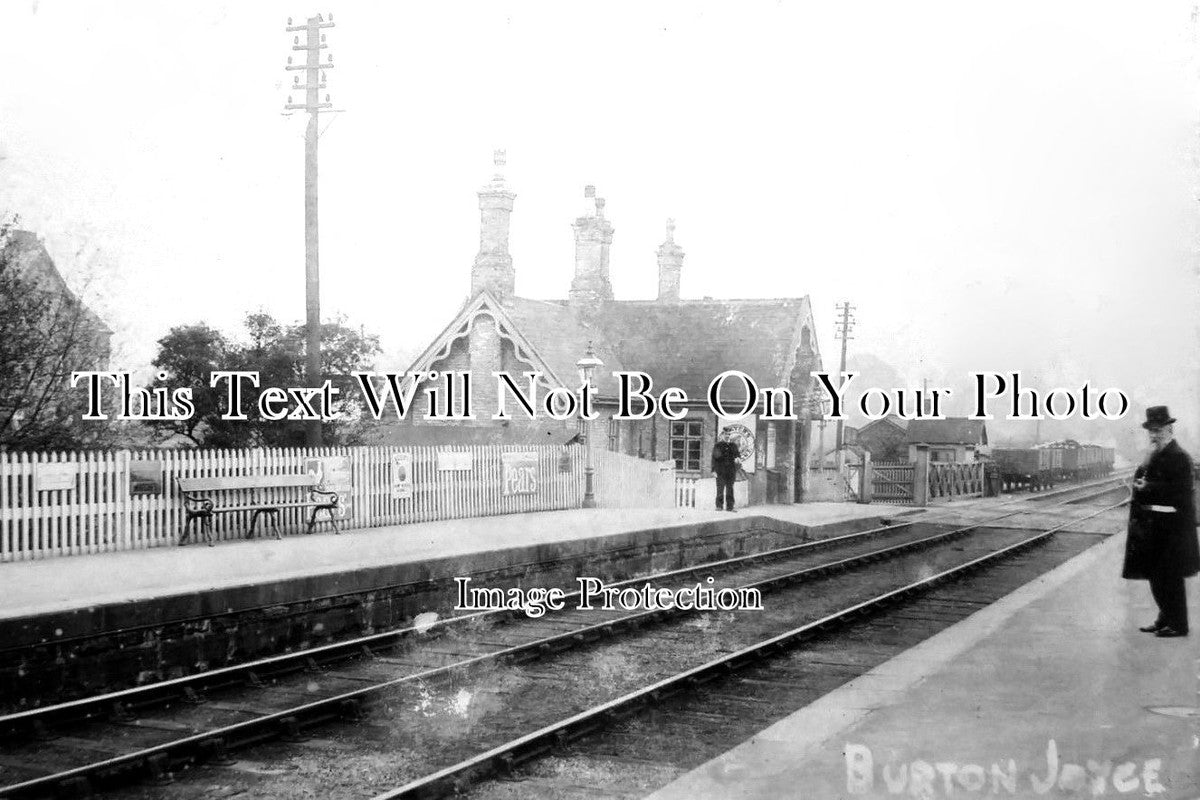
494 149 506 168
665 218 676 243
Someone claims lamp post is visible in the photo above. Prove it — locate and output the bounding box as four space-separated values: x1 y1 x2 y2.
576 343 603 509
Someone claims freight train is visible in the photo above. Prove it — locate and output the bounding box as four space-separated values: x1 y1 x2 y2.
990 439 1116 492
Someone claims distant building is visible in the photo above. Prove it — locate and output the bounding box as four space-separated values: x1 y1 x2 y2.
2 230 112 364
857 416 909 463
387 153 826 503
905 419 989 463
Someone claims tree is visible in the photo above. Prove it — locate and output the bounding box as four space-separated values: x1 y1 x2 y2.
147 311 382 448
146 323 241 447
0 221 118 450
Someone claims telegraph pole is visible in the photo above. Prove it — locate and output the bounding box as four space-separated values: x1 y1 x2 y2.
285 13 335 446
833 301 856 472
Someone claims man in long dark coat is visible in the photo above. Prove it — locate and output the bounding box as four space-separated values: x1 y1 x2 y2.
1122 406 1199 637
711 428 742 512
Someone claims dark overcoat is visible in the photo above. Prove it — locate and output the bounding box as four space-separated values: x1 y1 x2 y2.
1122 439 1199 580
711 441 741 479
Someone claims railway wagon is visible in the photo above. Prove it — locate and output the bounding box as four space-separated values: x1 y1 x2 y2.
1049 441 1115 480
993 447 1058 491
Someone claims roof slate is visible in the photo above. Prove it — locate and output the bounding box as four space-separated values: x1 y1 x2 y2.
416 291 817 408
593 298 813 401
905 418 988 445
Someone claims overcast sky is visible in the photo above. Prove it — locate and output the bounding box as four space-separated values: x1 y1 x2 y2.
3 1 1198 441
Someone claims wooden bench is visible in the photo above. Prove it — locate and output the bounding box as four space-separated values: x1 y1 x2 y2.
176 475 341 546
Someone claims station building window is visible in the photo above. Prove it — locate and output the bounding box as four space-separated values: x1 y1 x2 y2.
670 420 703 472
608 418 620 452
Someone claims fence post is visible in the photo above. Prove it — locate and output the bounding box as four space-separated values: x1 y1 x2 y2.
118 449 132 550
912 447 930 507
858 452 873 504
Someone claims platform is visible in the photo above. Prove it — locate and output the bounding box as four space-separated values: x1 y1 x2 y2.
648 523 1200 799
0 502 909 708
1 503 898 622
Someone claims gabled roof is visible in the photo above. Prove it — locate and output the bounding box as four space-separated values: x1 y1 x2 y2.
592 297 817 403
3 230 112 336
505 297 625 395
375 421 579 447
858 415 909 435
411 292 818 406
405 291 626 395
905 419 988 446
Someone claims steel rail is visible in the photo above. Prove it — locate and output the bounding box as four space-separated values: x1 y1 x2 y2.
372 498 1128 800
0 470 1125 660
0 481 1125 739
0 500 1122 798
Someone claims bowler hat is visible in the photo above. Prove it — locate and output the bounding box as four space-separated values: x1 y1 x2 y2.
1142 406 1176 429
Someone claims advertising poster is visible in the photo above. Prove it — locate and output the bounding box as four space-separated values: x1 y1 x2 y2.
128 460 164 496
4 5 1199 800
502 451 539 496
391 451 413 500
304 455 352 520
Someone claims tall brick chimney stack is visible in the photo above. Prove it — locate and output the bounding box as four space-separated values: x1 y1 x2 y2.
656 218 684 302
470 149 516 302
569 186 614 308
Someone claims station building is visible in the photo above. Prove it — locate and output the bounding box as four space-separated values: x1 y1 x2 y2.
905 418 989 462
385 154 826 504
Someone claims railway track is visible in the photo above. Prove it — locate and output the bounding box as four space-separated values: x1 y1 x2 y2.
0 493 1126 800
0 474 1127 717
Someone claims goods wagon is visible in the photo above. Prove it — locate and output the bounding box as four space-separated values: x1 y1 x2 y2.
993 447 1056 491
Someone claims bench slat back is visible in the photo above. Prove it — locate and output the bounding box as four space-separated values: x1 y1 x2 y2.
177 474 317 492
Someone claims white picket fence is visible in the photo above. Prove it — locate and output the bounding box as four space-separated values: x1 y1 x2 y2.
0 445 584 562
675 475 701 508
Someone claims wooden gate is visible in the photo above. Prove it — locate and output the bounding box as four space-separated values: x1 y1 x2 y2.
872 462 915 505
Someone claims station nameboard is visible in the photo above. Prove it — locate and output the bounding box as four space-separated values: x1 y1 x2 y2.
437 450 473 472
33 463 76 492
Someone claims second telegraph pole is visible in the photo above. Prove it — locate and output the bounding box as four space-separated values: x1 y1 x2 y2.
833 301 856 473
286 14 335 446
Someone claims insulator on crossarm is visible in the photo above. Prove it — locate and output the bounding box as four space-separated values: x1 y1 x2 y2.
288 96 293 104
329 12 334 21
293 36 299 44
321 34 326 42
325 94 330 102
287 56 293 65
328 54 334 63
321 71 327 82
287 17 293 25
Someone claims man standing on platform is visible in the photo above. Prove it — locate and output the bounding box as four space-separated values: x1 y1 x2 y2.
1122 406 1198 637
712 427 742 512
